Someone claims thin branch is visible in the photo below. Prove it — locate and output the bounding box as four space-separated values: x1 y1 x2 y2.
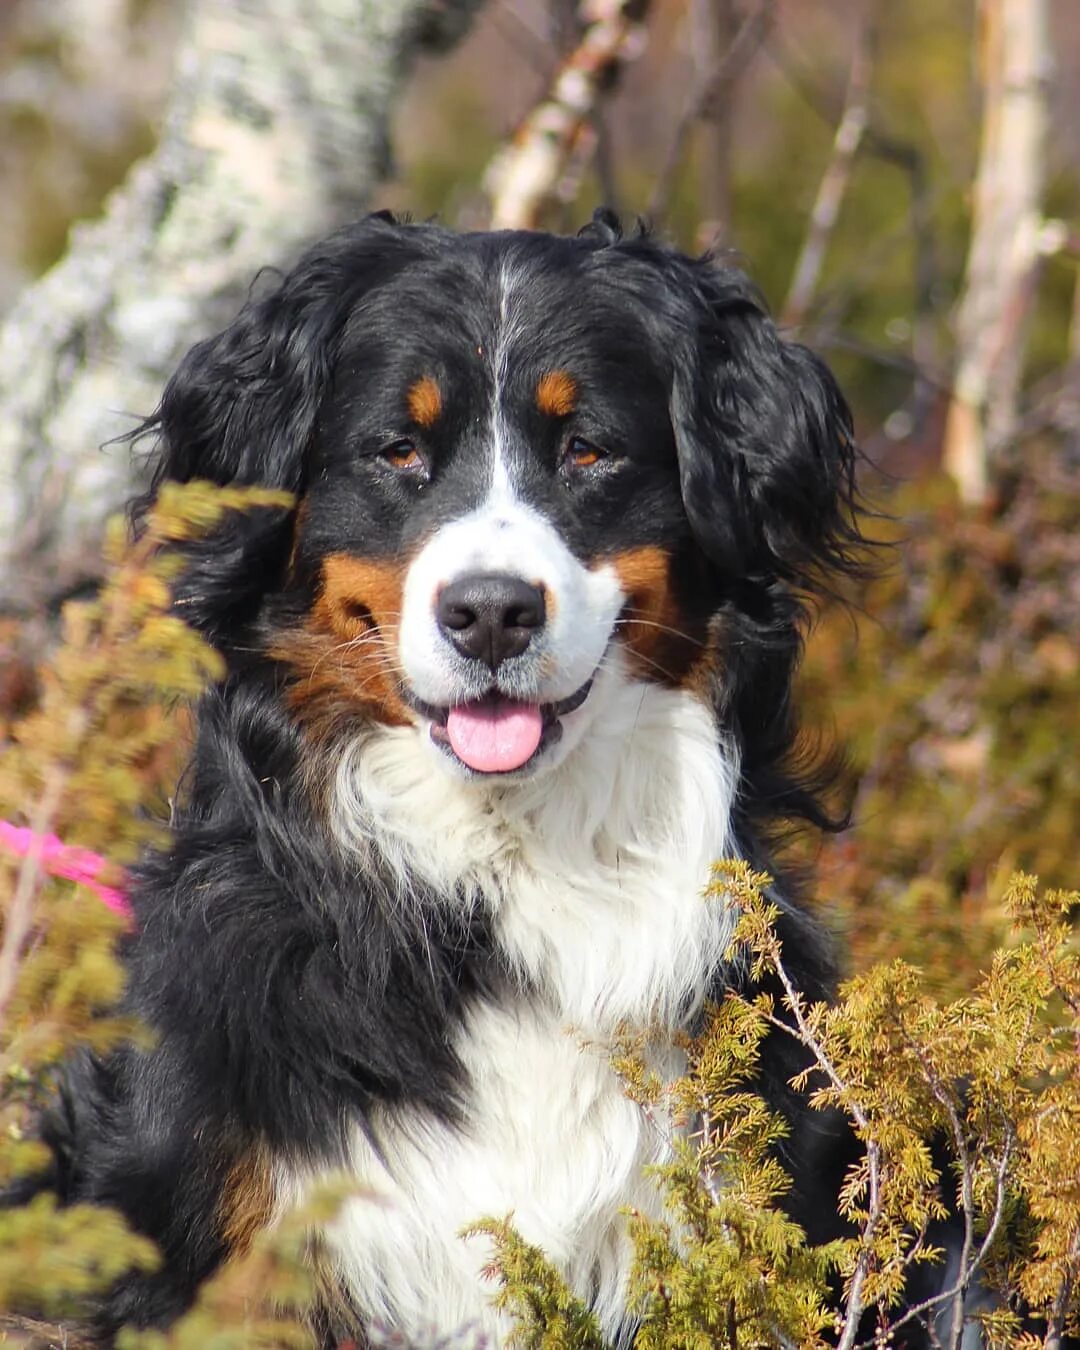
754 950 880 1349
590 104 620 215
691 0 740 242
764 25 942 418
0 1312 98 1348
490 0 559 69
646 0 775 226
857 1135 1015 1350
780 8 876 329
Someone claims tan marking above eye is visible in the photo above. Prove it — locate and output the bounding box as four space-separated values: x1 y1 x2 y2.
406 375 442 428
536 370 578 418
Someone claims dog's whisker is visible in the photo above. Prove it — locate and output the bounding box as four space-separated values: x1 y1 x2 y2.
612 616 706 647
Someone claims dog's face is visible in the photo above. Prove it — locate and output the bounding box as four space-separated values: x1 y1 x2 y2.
150 213 858 782
288 241 716 779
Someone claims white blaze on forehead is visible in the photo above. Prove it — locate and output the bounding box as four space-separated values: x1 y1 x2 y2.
398 484 623 709
487 259 526 502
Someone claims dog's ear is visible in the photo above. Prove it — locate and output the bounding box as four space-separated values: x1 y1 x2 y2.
133 213 415 645
670 259 862 596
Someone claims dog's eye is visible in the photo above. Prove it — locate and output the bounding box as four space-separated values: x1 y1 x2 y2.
381 440 423 472
564 436 607 471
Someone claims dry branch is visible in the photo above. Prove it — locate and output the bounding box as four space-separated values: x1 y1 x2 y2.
780 10 876 330
690 0 740 244
0 1313 97 1349
484 0 651 231
646 0 774 227
765 28 942 432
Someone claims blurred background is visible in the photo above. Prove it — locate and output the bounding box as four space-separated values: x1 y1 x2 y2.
0 0 1077 991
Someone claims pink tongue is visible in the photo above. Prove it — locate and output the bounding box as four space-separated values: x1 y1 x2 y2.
446 700 543 773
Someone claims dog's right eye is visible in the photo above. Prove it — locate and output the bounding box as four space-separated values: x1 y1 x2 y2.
381 439 424 472
563 436 608 471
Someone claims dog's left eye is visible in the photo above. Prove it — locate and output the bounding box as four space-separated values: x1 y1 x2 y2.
381 440 424 472
563 436 607 471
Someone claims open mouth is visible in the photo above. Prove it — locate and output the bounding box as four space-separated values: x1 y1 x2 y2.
409 681 593 775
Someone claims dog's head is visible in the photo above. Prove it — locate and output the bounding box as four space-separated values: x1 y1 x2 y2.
143 211 859 787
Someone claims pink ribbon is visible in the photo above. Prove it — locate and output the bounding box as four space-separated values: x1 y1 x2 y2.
0 820 132 921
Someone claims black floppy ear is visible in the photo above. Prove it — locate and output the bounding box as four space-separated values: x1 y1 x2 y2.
670 260 861 594
133 213 416 646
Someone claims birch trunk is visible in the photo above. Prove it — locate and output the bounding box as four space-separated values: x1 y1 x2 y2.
941 0 1051 503
0 0 483 615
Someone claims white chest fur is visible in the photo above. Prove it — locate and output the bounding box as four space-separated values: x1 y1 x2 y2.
314 669 740 1341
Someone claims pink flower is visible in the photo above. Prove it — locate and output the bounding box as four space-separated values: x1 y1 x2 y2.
0 820 132 921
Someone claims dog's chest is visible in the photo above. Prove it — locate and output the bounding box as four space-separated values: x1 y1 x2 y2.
321 840 732 1341
324 1000 674 1342
316 681 741 1338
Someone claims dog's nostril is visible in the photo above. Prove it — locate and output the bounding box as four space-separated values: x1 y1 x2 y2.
440 600 478 632
436 574 546 669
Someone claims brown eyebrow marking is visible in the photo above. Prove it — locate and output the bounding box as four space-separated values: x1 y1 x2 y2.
406 375 442 428
536 370 577 418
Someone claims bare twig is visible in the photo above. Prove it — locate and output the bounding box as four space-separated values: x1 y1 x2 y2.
754 952 880 1349
590 105 620 217
0 1311 98 1348
765 27 942 421
758 943 1020 1350
691 0 740 244
490 0 558 70
780 8 876 329
857 1137 1015 1350
646 0 774 226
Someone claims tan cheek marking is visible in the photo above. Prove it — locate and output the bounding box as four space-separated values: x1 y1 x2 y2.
536 370 577 418
607 545 715 689
318 553 404 640
406 375 442 428
269 552 411 741
219 1147 274 1256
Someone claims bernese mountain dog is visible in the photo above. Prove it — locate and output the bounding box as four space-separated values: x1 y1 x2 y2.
28 209 870 1343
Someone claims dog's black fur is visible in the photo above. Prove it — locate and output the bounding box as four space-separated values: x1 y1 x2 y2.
13 211 954 1345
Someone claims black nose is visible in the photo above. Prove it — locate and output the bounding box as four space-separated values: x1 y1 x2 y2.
436 573 546 669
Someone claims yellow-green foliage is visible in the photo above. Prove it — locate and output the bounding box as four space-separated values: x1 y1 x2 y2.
0 483 332 1342
480 863 1080 1348
620 992 837 1350
462 1218 606 1349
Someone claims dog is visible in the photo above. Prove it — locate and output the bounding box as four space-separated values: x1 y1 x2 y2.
26 209 868 1344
